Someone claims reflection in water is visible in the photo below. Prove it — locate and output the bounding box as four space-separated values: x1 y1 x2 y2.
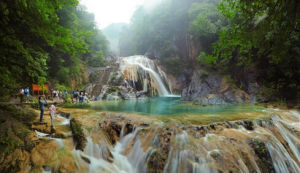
92 97 265 116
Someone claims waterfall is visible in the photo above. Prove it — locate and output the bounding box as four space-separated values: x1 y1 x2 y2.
120 55 171 96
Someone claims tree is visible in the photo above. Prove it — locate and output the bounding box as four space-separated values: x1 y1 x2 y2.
0 0 109 97
209 0 300 100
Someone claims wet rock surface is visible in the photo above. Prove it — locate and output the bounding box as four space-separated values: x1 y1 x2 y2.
70 118 87 151
92 111 300 173
248 139 276 173
182 70 258 105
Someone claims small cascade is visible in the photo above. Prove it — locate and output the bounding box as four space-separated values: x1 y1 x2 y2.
67 109 300 173
120 55 171 96
73 127 148 173
57 114 70 126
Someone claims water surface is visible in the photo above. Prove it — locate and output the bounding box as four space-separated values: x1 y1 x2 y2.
92 97 265 116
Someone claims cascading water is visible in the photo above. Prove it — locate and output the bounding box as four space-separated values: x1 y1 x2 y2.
120 55 171 96
70 109 300 173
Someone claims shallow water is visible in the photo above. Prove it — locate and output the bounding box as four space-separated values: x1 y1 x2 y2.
92 97 266 116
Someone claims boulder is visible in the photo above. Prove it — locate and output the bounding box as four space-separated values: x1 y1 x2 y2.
182 70 251 105
182 70 222 101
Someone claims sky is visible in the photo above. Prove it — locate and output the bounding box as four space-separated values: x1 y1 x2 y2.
79 0 149 29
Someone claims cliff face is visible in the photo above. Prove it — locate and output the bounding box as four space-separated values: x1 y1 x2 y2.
181 69 264 105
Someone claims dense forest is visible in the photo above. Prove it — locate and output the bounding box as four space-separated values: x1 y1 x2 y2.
1 1 300 172
114 0 299 101
0 0 299 101
0 0 108 97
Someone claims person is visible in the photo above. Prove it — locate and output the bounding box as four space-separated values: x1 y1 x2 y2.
59 90 63 102
55 90 59 103
52 90 56 100
76 90 80 103
19 88 24 103
83 93 88 103
49 103 57 132
73 90 78 103
79 92 84 103
64 90 68 97
39 96 47 122
24 87 30 102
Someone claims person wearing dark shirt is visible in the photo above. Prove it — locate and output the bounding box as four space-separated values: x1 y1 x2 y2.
39 96 47 122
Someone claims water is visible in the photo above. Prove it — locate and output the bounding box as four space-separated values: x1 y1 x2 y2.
61 108 300 173
120 55 171 96
92 97 265 116
57 114 70 125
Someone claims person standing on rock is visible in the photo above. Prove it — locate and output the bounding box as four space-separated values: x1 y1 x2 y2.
49 103 57 132
39 96 47 122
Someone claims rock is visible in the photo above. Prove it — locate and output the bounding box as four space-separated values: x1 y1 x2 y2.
108 71 124 86
182 70 251 105
80 153 91 164
31 141 58 169
106 92 122 101
119 86 137 99
242 120 254 130
57 156 75 173
147 150 167 173
42 165 52 172
209 150 221 160
182 70 222 101
101 145 114 163
70 118 87 151
100 120 122 145
248 139 275 173
194 94 226 106
99 85 109 99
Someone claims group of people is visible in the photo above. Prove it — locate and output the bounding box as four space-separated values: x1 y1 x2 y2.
19 87 30 103
20 87 96 133
51 89 69 103
71 90 89 104
38 95 56 133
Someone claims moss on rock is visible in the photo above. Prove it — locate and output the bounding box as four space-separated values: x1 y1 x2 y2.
248 139 275 173
70 118 87 151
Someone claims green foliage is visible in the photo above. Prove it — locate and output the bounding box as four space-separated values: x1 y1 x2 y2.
189 1 225 40
89 71 101 83
55 84 70 91
0 104 38 124
160 56 182 75
198 52 217 65
0 0 109 97
118 0 226 75
0 136 21 155
87 50 106 67
206 0 300 100
108 86 121 93
0 104 36 170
